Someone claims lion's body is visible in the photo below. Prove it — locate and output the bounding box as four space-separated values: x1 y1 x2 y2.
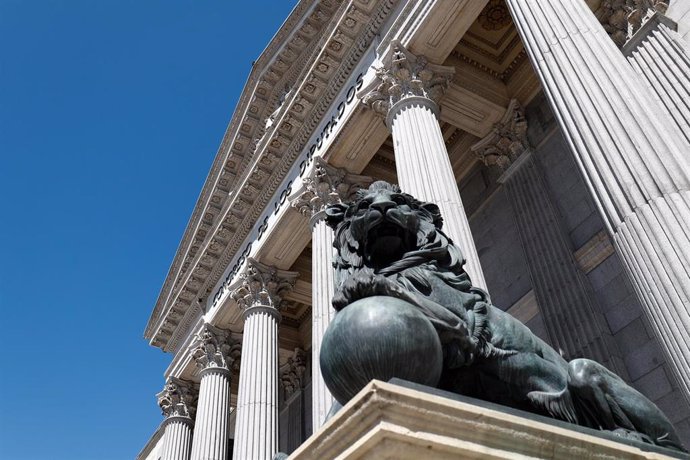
324 181 685 451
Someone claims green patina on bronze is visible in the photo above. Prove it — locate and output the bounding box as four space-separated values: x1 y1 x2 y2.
320 181 686 453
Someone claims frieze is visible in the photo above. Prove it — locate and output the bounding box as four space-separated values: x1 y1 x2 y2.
146 0 339 341
154 0 397 350
209 70 366 310
198 1 393 323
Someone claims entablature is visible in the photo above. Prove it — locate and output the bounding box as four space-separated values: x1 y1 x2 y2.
147 0 398 352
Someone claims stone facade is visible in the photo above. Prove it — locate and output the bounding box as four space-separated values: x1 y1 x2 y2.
137 1 690 459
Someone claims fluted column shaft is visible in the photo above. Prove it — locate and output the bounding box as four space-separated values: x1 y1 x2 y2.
625 13 690 145
359 41 487 290
189 368 231 460
162 417 193 460
506 0 690 401
502 153 620 370
388 98 487 290
233 307 280 460
290 157 371 431
158 378 197 460
310 215 336 427
231 259 297 460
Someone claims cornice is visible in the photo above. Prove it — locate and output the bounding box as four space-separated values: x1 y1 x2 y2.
148 0 399 352
145 0 334 343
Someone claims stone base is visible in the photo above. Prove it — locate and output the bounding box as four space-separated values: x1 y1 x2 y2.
289 380 687 460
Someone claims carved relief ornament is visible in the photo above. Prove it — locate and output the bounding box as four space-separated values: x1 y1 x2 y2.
230 258 298 313
280 348 307 398
290 156 373 220
598 0 668 47
157 378 197 419
191 323 241 372
358 40 455 121
471 99 529 173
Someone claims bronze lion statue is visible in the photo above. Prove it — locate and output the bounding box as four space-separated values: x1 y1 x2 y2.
322 181 685 452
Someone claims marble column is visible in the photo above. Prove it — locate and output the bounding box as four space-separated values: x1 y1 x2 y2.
623 13 690 146
157 378 197 460
291 157 371 430
189 324 240 460
506 0 690 401
472 100 623 372
231 259 298 460
359 40 487 291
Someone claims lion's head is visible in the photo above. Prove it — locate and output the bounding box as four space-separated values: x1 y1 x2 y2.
325 181 465 279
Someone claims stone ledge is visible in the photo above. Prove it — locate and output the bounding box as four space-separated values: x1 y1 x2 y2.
289 380 687 459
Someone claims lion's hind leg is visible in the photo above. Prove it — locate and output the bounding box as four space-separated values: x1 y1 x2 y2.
527 387 578 424
567 359 686 451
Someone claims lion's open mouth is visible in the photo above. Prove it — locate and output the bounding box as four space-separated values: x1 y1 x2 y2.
365 220 414 269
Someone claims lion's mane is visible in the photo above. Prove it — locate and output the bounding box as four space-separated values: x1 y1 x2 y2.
326 181 509 365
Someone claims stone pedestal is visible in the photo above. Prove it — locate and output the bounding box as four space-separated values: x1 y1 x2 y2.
232 259 298 460
359 40 487 291
157 378 197 460
289 380 682 459
189 325 239 460
506 0 690 403
291 157 371 430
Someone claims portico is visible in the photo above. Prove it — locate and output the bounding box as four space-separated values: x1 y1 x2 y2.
138 1 690 459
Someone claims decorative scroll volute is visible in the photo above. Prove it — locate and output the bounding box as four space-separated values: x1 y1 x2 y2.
597 0 668 47
291 157 372 218
157 378 198 419
471 99 529 173
230 258 298 311
280 348 307 398
191 324 241 371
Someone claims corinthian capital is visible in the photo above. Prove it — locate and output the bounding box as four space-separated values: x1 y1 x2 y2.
471 99 529 173
231 258 298 312
290 157 372 219
358 40 455 119
157 377 197 419
191 324 241 372
597 0 668 47
280 348 307 398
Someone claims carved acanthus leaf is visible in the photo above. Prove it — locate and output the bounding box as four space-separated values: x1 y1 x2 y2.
230 258 298 310
358 40 455 117
157 378 197 419
471 99 528 172
291 157 373 217
280 348 307 398
598 0 668 47
191 324 241 371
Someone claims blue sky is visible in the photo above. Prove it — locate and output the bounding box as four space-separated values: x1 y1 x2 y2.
0 1 297 459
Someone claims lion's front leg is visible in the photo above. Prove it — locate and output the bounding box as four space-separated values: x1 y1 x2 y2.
333 270 474 362
332 269 400 310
